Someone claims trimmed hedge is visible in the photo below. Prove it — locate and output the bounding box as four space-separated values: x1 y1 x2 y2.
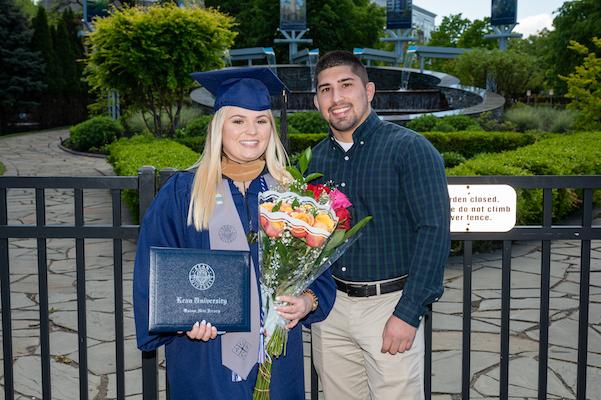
108 135 200 220
448 132 601 224
69 116 124 153
424 131 539 158
406 114 481 132
285 131 539 160
288 111 329 133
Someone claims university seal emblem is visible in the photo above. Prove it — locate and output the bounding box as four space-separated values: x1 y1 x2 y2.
188 263 215 291
218 224 237 243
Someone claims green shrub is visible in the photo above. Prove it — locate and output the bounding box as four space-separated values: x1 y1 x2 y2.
477 112 516 132
423 131 538 159
175 136 206 152
69 116 124 152
282 130 537 161
441 151 466 168
406 115 438 132
108 135 199 176
108 136 200 220
288 111 329 133
407 114 481 133
276 117 300 134
440 115 481 131
448 132 601 224
288 133 327 154
123 105 206 135
504 105 579 133
182 115 212 137
433 121 455 132
0 161 5 175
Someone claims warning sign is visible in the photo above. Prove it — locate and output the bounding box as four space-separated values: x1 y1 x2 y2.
448 185 516 232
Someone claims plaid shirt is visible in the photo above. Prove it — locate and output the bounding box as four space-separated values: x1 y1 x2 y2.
308 111 451 327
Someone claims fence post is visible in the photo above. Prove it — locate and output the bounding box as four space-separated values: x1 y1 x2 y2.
159 168 178 189
138 166 159 400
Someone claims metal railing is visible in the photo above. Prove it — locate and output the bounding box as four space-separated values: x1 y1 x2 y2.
1 172 600 400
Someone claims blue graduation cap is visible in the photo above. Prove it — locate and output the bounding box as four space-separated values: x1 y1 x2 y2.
190 67 289 112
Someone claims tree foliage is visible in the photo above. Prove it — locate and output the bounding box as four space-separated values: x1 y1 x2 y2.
427 14 495 75
206 0 384 61
545 0 601 94
428 14 471 48
458 17 495 50
84 4 236 137
454 48 538 101
31 6 62 93
560 37 601 129
0 0 44 133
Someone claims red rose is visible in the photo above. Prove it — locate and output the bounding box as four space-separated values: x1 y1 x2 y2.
307 183 330 201
335 207 351 230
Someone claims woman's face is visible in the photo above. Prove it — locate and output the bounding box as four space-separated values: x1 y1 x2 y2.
222 106 272 163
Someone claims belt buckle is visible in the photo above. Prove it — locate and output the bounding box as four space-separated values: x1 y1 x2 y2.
349 283 370 297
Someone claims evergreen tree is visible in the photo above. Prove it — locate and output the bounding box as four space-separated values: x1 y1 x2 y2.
54 18 79 93
31 6 60 93
0 0 44 133
61 8 86 93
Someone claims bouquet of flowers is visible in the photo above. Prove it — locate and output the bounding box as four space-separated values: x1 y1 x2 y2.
253 149 371 399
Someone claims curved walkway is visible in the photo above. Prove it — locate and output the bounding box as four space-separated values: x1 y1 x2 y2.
1 129 600 400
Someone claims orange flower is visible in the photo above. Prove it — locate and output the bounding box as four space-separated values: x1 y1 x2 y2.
290 211 315 226
313 213 335 232
260 215 284 238
260 202 275 212
306 232 327 247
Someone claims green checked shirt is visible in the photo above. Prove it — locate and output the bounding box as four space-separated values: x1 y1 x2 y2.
308 111 451 327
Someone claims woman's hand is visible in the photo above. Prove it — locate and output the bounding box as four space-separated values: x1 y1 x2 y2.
275 294 313 329
183 320 218 341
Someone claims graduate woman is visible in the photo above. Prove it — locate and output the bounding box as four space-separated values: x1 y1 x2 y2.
133 68 336 399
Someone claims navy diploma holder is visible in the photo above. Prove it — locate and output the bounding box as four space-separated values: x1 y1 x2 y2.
148 247 251 333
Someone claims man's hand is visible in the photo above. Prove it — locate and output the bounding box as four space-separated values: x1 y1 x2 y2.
381 315 417 355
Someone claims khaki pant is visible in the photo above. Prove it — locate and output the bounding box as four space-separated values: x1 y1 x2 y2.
312 290 425 400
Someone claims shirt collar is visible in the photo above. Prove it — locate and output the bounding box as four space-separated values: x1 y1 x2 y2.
328 110 380 145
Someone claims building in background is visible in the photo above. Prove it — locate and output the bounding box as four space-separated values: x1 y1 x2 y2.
372 1 436 43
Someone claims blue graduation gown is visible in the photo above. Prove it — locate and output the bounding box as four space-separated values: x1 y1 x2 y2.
133 171 336 399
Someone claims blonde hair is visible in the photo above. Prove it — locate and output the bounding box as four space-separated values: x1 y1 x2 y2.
187 106 290 231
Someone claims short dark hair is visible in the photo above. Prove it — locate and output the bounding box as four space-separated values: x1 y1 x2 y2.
314 50 369 86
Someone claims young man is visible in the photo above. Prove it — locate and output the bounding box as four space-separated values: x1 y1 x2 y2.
309 50 450 399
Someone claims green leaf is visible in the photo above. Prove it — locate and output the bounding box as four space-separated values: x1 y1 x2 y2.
304 172 323 182
272 200 282 212
286 166 304 181
344 216 373 240
322 229 346 254
298 147 311 174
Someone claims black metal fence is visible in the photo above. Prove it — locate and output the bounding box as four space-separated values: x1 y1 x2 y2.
1 172 600 400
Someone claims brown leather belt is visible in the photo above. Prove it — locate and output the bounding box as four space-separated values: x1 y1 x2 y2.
334 276 407 297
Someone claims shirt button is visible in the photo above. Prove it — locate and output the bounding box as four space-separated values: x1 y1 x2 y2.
340 182 346 187
341 266 347 272
360 141 365 145
344 156 349 161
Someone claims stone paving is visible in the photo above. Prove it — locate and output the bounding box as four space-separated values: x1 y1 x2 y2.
1 129 600 399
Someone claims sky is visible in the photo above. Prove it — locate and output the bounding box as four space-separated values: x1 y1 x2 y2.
413 0 569 37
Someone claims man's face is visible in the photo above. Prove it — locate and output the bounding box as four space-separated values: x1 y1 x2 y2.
313 65 375 140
